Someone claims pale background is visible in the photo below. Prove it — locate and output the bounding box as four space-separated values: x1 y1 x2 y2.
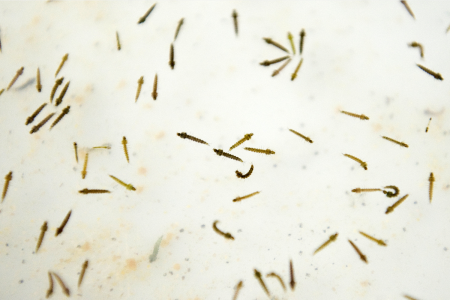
0 1 449 299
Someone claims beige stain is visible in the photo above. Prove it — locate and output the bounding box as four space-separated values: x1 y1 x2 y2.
161 232 174 247
173 263 180 270
155 131 165 140
81 241 91 251
137 167 147 175
116 80 127 90
121 258 137 275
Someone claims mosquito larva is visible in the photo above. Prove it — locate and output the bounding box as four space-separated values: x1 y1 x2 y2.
50 77 64 103
348 240 368 263
385 194 409 214
92 145 111 149
74 142 78 163
403 295 419 300
152 74 158 100
26 103 47 126
2 171 12 203
266 272 286 291
212 220 234 240
149 235 163 262
230 133 253 150
408 42 423 58
55 53 68 77
50 106 70 129
232 10 238 36
417 64 443 80
116 31 121 50
343 154 367 170
214 149 243 162
46 271 53 298
382 136 409 148
122 136 129 163
55 210 72 237
271 58 292 77
169 43 175 69
78 260 88 287
233 191 260 202
263 37 289 53
236 164 254 179
352 188 381 193
36 221 48 253
109 175 136 191
177 132 209 145
425 118 432 133
383 185 399 198
299 29 305 54
136 76 144 102
79 188 111 194
429 172 435 203
260 55 290 66
340 110 369 120
314 233 338 255
244 147 275 155
55 81 70 106
289 259 295 290
81 153 88 179
36 68 42 92
359 231 387 246
289 128 313 143
400 0 415 19
174 18 184 40
137 3 156 24
291 58 303 81
30 113 55 134
7 67 24 90
232 280 243 300
254 269 270 297
0 89 4 96
287 32 296 54
52 272 70 297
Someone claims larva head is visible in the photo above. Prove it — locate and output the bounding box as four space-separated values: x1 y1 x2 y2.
244 133 253 140
214 149 223 156
177 132 187 139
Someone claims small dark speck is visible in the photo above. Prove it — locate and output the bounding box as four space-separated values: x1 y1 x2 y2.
169 272 173 275
163 273 167 276
306 273 310 277
201 225 205 228
273 164 277 168
237 229 242 233
185 258 189 261
180 229 184 233
362 203 366 206
188 268 190 272
302 165 306 169
403 228 406 232
315 268 318 270
226 261 229 264
444 247 447 251
299 251 302 255
299 223 302 228
414 201 417 204
416 162 419 165
19 280 23 284
112 238 116 241
110 289 113 292
288 234 291 236
182 276 185 280
22 260 25 264
6 244 8 247
323 230 326 233
73 167 77 171
77 245 81 248
314 151 319 155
